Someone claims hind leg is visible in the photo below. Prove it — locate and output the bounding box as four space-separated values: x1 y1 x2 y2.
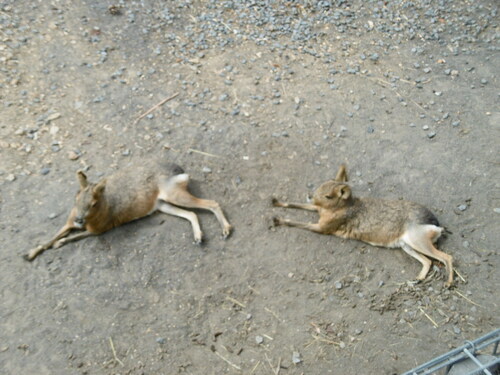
159 174 232 238
157 201 203 244
404 226 454 287
401 243 432 281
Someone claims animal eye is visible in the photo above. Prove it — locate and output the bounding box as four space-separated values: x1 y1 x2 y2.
325 195 333 199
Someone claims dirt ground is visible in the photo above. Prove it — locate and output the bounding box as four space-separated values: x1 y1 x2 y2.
0 1 499 374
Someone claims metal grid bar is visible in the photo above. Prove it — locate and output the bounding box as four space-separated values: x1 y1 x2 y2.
402 328 500 375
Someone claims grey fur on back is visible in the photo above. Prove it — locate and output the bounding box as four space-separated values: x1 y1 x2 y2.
347 198 440 234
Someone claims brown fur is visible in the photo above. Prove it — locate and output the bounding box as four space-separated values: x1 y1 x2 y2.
25 159 232 261
272 165 454 287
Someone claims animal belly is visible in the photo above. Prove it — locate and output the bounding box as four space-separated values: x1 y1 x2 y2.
356 232 403 248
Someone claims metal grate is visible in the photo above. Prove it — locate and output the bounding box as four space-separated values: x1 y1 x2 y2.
402 328 500 375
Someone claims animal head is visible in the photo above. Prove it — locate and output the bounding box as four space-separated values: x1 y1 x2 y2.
73 171 106 228
312 164 353 209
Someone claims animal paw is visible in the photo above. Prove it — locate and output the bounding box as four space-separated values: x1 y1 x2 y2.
193 233 203 245
272 217 283 226
222 225 233 239
24 246 40 261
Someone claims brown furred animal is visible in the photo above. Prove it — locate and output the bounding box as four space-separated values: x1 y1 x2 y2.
272 165 454 287
25 159 232 261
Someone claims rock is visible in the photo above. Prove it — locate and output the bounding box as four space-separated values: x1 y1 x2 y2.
68 150 80 160
292 351 302 364
255 335 264 344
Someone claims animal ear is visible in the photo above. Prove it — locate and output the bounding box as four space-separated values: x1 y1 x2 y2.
93 180 106 197
77 171 88 188
335 164 348 182
336 184 351 200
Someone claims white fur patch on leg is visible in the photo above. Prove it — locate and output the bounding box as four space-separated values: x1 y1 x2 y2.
169 173 189 185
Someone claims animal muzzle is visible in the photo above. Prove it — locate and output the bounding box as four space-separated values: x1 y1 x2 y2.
73 216 85 228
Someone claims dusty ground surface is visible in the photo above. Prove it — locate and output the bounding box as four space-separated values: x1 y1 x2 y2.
1 1 499 374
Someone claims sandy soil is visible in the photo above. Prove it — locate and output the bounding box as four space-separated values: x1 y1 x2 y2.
1 1 499 374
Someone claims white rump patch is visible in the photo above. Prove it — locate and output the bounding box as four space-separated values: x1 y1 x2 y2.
169 173 189 184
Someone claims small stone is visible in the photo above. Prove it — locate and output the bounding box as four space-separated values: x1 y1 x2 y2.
48 213 58 219
452 121 460 127
6 174 16 182
427 131 436 139
367 126 374 134
494 208 500 214
453 326 461 335
422 125 429 130
255 335 264 344
378 280 384 287
480 79 488 85
40 168 51 175
335 281 343 290
46 112 61 122
156 337 165 344
202 167 212 174
457 204 467 211
68 150 80 160
354 329 363 335
462 241 470 248
292 351 302 364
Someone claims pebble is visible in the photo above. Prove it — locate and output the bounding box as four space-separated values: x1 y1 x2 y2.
335 281 343 290
6 173 16 182
202 167 212 174
68 150 80 160
457 204 467 211
292 351 302 364
255 335 264 344
156 337 166 344
427 131 436 139
40 168 51 175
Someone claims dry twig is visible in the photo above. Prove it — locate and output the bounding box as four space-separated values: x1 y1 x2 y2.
455 290 483 307
132 92 179 126
419 307 439 328
108 337 124 367
214 350 241 371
